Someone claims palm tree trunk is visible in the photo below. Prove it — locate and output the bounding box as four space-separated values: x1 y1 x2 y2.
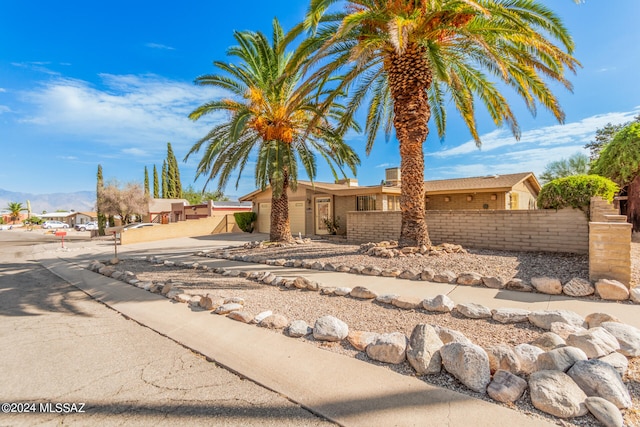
269 173 293 242
386 43 432 248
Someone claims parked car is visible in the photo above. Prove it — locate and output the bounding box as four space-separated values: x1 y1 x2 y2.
42 220 69 229
122 222 157 230
75 221 98 231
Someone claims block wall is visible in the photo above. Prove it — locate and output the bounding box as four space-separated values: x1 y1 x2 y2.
347 208 589 253
120 214 241 245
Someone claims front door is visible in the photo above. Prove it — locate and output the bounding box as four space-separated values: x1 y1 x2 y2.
315 197 331 235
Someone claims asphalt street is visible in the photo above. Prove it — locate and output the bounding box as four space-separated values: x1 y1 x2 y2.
0 230 333 426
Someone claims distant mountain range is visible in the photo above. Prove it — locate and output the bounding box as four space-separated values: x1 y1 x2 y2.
0 188 95 214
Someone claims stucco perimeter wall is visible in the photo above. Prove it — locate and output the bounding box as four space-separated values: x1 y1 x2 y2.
120 214 242 245
347 208 589 254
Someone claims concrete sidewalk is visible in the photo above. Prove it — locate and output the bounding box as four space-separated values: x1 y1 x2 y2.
37 234 637 426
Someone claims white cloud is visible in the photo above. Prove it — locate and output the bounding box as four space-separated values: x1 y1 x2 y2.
19 74 226 156
375 163 393 168
57 155 78 161
0 105 11 114
0 88 6 92
122 148 149 156
145 43 175 50
429 108 640 158
11 61 60 75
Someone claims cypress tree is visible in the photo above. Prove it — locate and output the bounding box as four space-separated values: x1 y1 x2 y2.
144 166 150 196
97 165 106 235
161 160 168 199
166 142 182 198
153 165 159 198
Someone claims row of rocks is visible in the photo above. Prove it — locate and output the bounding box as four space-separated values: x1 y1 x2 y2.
198 246 639 303
243 238 311 249
358 241 468 258
87 258 636 425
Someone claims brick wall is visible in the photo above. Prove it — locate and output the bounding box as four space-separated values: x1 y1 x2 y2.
347 208 589 253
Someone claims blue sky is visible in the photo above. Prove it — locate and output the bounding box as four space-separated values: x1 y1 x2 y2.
1 1 639 199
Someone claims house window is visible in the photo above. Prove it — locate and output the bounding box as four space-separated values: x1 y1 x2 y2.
356 195 377 211
388 195 401 211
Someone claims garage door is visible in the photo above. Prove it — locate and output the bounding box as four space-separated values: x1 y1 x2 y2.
256 201 306 236
258 203 271 233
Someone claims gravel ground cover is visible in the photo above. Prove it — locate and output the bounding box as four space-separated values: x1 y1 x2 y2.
116 245 640 427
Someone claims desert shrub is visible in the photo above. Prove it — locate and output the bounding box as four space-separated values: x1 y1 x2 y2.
537 175 618 217
234 212 257 233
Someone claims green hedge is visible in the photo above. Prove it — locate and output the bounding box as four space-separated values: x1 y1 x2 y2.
537 175 619 217
234 212 257 233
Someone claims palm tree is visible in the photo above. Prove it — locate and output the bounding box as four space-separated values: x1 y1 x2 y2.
186 18 360 242
306 0 579 247
6 202 26 224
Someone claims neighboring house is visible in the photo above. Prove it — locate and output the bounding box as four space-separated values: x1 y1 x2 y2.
71 211 97 225
144 198 252 224
1 209 28 224
39 212 76 226
240 169 541 237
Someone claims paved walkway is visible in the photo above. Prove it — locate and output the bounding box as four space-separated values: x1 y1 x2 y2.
35 234 640 426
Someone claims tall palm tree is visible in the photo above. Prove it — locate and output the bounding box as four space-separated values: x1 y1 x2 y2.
306 0 579 247
6 202 26 224
186 18 360 242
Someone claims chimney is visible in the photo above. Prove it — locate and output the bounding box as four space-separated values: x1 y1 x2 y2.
385 167 401 186
335 178 358 187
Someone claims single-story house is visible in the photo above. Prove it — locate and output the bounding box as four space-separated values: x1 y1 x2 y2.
39 211 76 226
144 198 252 224
240 169 541 237
71 211 97 225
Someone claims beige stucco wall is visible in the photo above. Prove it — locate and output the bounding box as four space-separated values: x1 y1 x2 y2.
347 208 589 253
119 214 241 245
426 192 504 211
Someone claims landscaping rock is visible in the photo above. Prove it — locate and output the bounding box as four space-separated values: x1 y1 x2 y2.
422 295 455 313
188 295 203 307
456 303 492 319
349 265 365 274
347 330 379 351
562 277 595 297
485 344 521 374
406 324 443 374
596 279 630 301
391 296 423 310
334 287 352 296
173 293 191 304
505 278 533 292
287 320 311 338
482 276 504 289
531 277 562 295
529 370 588 418
214 303 243 315
434 326 472 345
362 266 382 276
199 295 225 310
440 342 491 393
600 321 640 357
323 263 337 271
568 359 632 409
306 281 320 291
487 370 527 403
584 396 624 427
319 287 336 295
532 332 566 351
313 315 349 342
350 286 378 299
585 313 621 328
366 332 407 364
335 265 351 273
550 322 587 340
381 268 402 277
599 352 629 377
528 310 586 330
514 343 544 375
630 287 640 304
565 327 620 358
433 270 457 283
491 308 531 324
419 268 435 281
253 311 273 324
227 311 253 323
224 297 245 305
398 269 420 280
457 272 483 286
259 314 289 330
536 346 588 372
311 261 325 270
375 294 399 304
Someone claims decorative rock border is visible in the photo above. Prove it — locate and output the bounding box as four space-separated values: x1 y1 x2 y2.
195 244 637 303
87 256 638 424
